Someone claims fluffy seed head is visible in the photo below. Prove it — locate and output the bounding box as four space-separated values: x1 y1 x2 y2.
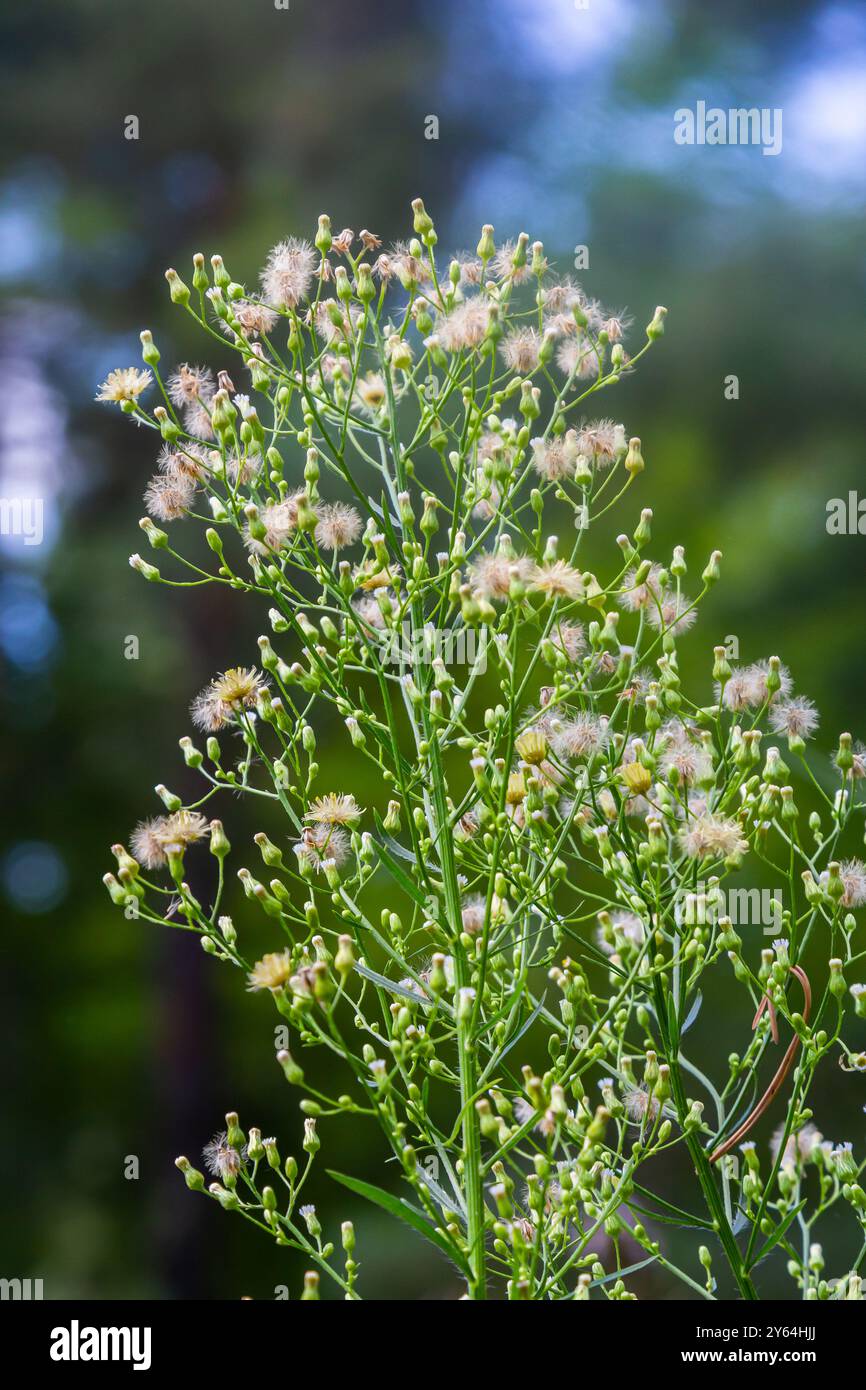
646 590 697 636
556 336 598 379
158 442 210 482
549 621 585 662
551 713 609 760
658 723 713 784
468 552 534 601
769 696 819 740
530 561 584 600
596 910 646 956
144 472 197 521
436 298 491 352
531 432 578 483
244 494 305 554
315 502 363 552
203 1133 245 1180
499 327 541 373
772 1122 823 1167
622 1086 660 1125
228 300 279 338
718 660 792 711
491 239 532 284
618 563 665 613
261 237 316 308
191 668 267 731
354 372 388 415
542 277 584 316
166 363 214 407
678 814 747 861
130 811 209 869
294 823 350 870
575 419 626 466
835 859 866 908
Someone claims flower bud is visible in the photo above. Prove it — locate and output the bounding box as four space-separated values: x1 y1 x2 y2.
303 1117 320 1154
477 224 495 261
829 958 846 999
702 550 722 585
625 437 644 476
164 267 190 305
175 1156 206 1191
129 553 160 581
646 305 667 340
335 935 355 978
315 214 332 256
209 819 230 859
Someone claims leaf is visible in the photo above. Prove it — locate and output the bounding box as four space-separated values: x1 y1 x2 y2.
372 816 432 910
381 832 417 865
472 978 528 1040
414 1161 466 1223
681 991 703 1035
751 1198 808 1266
590 1253 659 1287
368 494 402 536
327 1170 472 1278
630 1182 715 1231
629 1200 714 1232
353 961 452 1015
485 995 546 1068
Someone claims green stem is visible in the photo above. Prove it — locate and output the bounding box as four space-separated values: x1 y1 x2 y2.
428 732 487 1299
654 979 758 1300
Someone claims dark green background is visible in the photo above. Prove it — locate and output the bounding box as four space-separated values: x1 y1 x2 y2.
2 0 864 1298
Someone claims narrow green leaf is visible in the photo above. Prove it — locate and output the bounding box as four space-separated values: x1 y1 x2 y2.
751 1197 808 1267
591 1253 659 1286
372 815 435 910
353 960 453 1016
327 1170 471 1278
630 1183 715 1231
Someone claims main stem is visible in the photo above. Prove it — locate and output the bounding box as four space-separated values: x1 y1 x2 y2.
428 733 487 1299
654 979 758 1301
378 315 487 1298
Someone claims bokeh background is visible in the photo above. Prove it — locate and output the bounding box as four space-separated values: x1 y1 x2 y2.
2 0 865 1299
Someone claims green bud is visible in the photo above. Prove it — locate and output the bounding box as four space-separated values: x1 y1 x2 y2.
129 553 160 582
625 437 644 476
139 516 168 550
477 224 495 262
702 550 722 585
829 958 847 999
175 1156 205 1191
315 214 332 256
646 305 667 340
164 267 190 305
209 819 230 859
